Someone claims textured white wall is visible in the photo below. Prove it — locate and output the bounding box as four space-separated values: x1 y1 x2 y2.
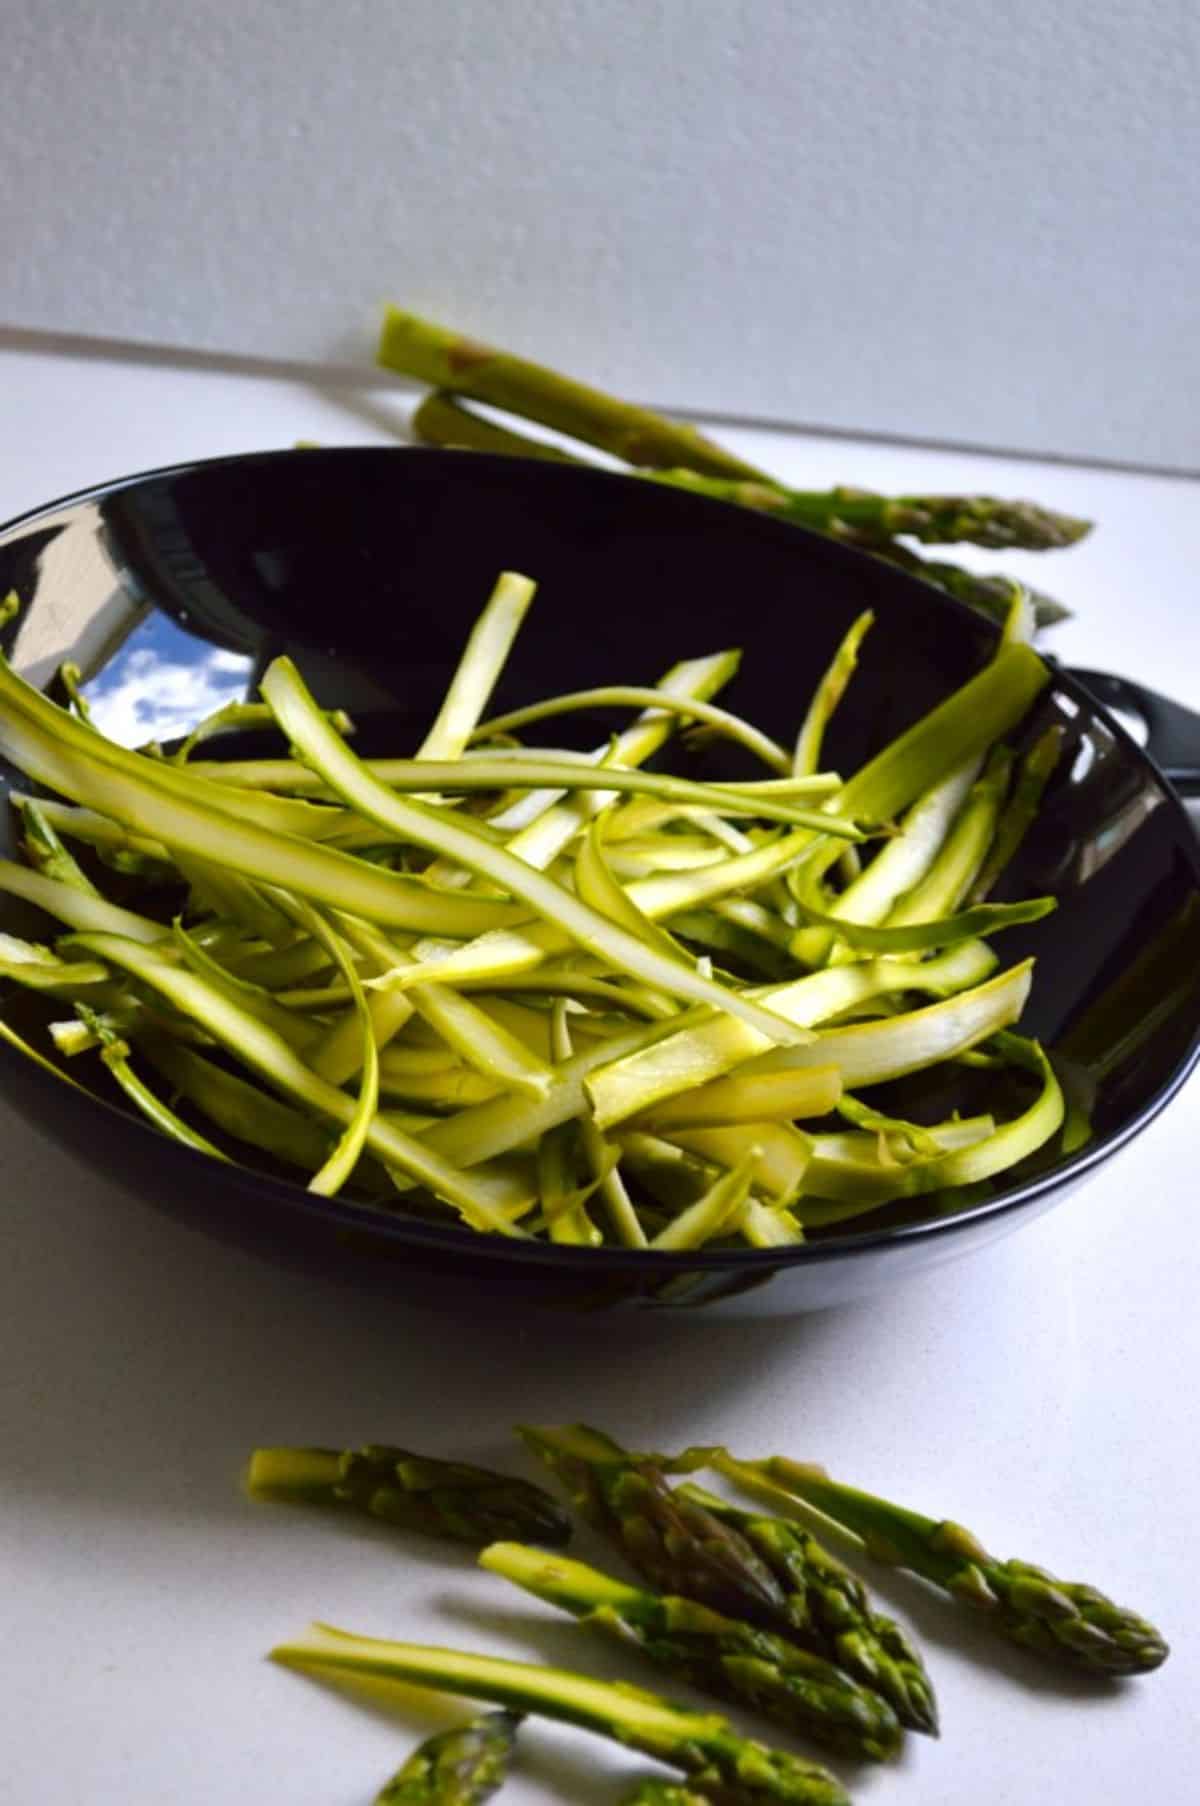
3 0 1197 466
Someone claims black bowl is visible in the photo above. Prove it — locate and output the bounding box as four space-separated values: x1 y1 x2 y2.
1 446 1197 1314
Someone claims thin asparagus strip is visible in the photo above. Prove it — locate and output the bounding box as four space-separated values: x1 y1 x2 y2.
172 849 296 944
272 1625 851 1806
670 911 793 983
1000 582 1037 648
379 307 769 480
490 650 741 855
676 1487 937 1736
377 828 822 996
0 663 529 937
883 746 1014 928
63 933 531 1237
268 891 380 1197
808 757 983 933
374 1710 521 1805
259 655 815 1045
406 981 555 1100
170 921 327 1052
635 1066 842 1131
555 1006 648 1248
480 1542 903 1761
0 1018 90 1091
792 1035 1062 1205
135 1031 343 1174
716 1454 1168 1677
413 571 537 760
792 612 874 778
740 1198 805 1248
310 913 419 1085
49 658 95 725
474 686 795 776
970 724 1065 901
0 937 111 995
416 1016 679 1170
789 894 1055 955
169 699 354 765
181 752 856 831
574 814 691 971
790 645 1045 962
247 1445 572 1547
823 644 1046 837
15 797 103 896
76 1006 231 1161
648 1149 760 1251
662 1124 811 1203
0 856 168 942
539 1119 602 1247
586 942 1002 1129
8 793 172 871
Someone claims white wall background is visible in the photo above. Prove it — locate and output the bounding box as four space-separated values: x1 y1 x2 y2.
3 0 1197 468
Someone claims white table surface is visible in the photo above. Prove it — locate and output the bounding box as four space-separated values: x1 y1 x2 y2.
1 340 1197 1806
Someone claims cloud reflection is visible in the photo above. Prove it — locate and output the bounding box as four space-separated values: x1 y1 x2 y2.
85 644 252 747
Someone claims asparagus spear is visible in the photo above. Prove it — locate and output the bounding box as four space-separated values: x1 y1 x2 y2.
246 1445 572 1548
676 1487 936 1736
375 1711 521 1804
649 470 1090 552
413 390 581 465
411 389 1078 634
621 1785 710 1806
854 536 1072 629
271 1626 852 1806
411 389 1089 554
722 1455 1168 1677
380 310 768 480
481 1541 903 1761
516 1426 788 1621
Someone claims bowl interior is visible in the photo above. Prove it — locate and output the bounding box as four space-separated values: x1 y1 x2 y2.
0 446 1197 1294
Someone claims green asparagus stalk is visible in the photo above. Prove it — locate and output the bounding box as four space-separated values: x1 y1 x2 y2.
380 310 768 480
481 1541 903 1761
854 536 1072 629
650 470 1090 552
374 1710 521 1805
411 390 1079 626
676 1487 936 1736
272 1625 851 1806
719 1455 1168 1677
246 1445 572 1548
410 391 1087 555
413 389 580 464
516 1425 787 1621
621 1785 710 1806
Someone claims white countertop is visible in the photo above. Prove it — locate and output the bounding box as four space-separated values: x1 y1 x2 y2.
1 341 1197 1806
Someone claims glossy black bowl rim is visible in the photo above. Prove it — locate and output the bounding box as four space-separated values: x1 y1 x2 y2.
2 443 1198 1277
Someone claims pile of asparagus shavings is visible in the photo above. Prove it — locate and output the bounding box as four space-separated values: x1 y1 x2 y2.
377 308 1091 633
0 568 1071 1248
260 1426 1168 1803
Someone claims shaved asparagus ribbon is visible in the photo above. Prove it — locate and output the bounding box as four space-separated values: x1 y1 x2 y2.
0 562 1072 1251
